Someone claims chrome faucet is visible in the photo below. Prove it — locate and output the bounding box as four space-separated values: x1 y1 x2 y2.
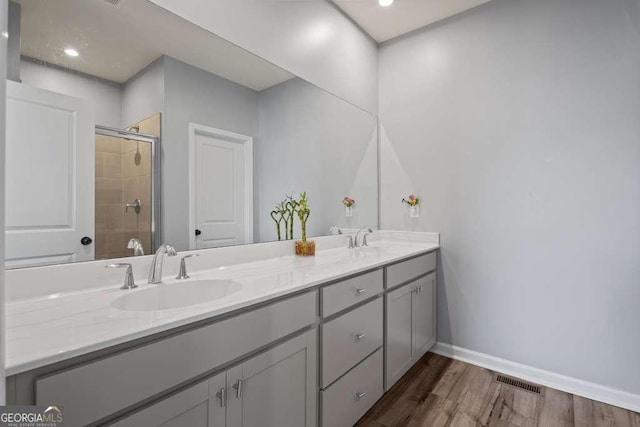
105 263 137 290
354 228 373 248
176 254 199 280
148 243 177 284
330 225 343 235
346 235 355 249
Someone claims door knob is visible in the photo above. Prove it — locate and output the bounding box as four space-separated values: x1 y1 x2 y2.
195 229 202 236
80 236 93 245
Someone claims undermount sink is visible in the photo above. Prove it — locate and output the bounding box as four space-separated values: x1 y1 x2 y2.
112 279 243 311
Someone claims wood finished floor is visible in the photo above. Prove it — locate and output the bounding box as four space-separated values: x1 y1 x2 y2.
356 352 640 427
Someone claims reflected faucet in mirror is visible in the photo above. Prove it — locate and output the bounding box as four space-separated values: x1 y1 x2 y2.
330 226 343 235
127 238 144 256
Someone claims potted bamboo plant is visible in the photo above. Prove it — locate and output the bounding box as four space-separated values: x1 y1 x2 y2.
294 192 315 256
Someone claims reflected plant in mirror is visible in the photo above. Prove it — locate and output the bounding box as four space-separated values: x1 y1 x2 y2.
294 192 315 256
270 201 287 241
4 0 378 269
343 197 355 217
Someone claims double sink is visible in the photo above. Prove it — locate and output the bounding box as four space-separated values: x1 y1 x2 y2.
110 244 392 312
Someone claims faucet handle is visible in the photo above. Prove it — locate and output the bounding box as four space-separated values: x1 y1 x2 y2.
330 226 343 235
347 235 355 249
176 254 199 279
362 231 373 247
105 263 138 290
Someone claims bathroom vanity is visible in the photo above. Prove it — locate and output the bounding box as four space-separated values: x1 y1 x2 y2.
4 234 438 427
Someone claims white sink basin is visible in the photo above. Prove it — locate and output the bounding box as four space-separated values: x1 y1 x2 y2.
112 279 243 311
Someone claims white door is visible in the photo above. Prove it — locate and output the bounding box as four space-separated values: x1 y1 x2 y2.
226 330 317 427
5 81 94 268
189 123 253 249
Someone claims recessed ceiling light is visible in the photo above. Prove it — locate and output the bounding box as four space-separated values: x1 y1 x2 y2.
379 0 394 6
64 48 79 57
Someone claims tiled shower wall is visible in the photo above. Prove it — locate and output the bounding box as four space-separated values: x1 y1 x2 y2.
95 114 159 259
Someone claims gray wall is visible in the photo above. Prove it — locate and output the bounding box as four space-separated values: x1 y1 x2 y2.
257 78 378 242
0 0 7 404
20 59 123 128
121 57 165 128
379 0 640 395
148 0 378 115
162 56 259 250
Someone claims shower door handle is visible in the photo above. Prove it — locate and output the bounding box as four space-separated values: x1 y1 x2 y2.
125 199 142 213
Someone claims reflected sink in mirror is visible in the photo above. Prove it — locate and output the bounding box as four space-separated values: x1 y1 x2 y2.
112 280 243 311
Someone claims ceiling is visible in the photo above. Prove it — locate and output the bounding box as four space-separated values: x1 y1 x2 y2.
332 0 494 43
18 0 294 90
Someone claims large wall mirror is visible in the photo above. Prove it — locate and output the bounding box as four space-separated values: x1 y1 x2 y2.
4 0 379 268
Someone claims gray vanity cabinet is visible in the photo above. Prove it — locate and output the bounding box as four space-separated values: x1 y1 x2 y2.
112 329 317 427
226 329 317 427
111 373 226 427
412 273 436 356
385 254 437 390
386 282 414 388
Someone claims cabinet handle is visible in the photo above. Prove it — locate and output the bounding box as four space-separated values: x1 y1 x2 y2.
355 333 366 341
355 288 366 295
355 391 367 400
216 387 226 407
233 379 243 399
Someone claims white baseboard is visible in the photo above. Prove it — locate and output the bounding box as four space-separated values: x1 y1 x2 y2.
431 342 640 414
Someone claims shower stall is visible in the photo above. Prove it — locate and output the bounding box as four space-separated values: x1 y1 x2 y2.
94 125 160 259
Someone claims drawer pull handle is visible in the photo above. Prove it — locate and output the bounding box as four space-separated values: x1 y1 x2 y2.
355 391 367 400
355 288 367 295
233 380 243 399
216 387 226 407
355 333 366 341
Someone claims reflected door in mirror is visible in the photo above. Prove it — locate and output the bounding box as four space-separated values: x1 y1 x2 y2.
5 81 94 268
190 124 253 249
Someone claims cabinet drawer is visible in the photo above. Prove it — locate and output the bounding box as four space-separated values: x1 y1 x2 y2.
321 348 383 427
35 291 317 427
322 269 383 317
321 297 382 387
386 252 436 289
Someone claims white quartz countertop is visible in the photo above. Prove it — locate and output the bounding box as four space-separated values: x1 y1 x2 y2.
5 239 438 375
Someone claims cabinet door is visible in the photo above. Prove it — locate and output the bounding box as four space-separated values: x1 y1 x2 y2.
412 272 436 357
385 282 414 389
227 329 317 427
111 372 226 427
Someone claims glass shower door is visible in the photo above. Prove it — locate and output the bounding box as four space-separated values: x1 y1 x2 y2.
95 127 159 260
